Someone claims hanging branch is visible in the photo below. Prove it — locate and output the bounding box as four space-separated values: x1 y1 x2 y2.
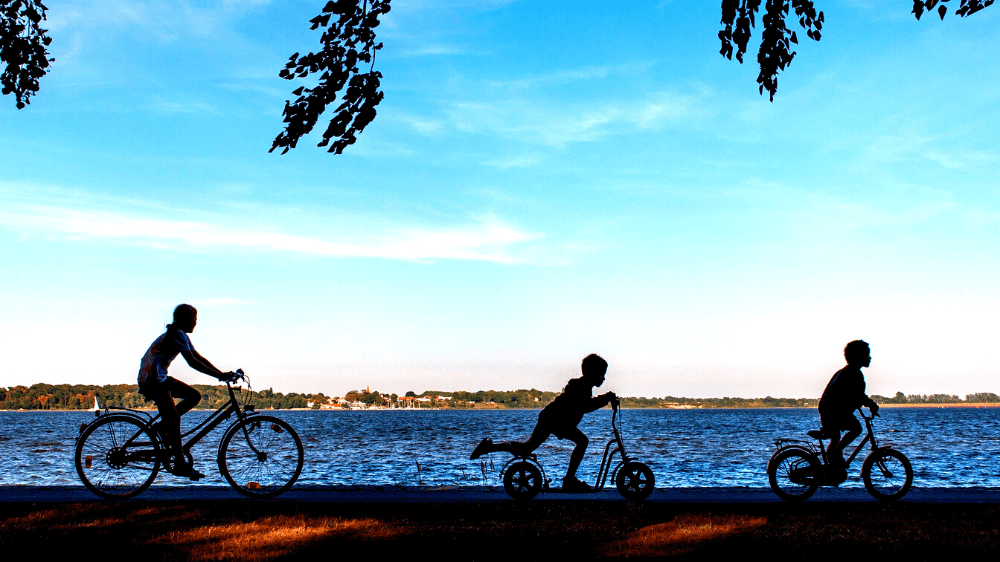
719 0 823 101
271 0 392 155
0 0 54 109
912 0 994 20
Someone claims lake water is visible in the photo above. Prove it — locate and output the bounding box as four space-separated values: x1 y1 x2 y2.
2 407 999 490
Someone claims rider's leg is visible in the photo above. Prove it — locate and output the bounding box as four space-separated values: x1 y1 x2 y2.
832 417 862 465
150 389 183 461
492 422 551 455
166 377 202 416
562 427 589 482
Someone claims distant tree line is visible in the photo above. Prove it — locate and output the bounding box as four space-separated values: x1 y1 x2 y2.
0 383 323 411
5 383 1000 411
871 392 1000 405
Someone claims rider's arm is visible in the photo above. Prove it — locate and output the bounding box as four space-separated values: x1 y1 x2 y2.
585 392 617 413
181 349 229 380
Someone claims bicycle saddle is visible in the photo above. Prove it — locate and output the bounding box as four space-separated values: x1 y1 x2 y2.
807 429 831 440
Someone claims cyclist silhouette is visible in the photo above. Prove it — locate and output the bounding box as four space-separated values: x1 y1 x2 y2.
818 339 879 484
137 304 236 479
470 354 617 492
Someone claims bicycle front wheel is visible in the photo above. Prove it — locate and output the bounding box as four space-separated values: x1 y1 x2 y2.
862 448 913 501
75 415 161 499
219 415 303 498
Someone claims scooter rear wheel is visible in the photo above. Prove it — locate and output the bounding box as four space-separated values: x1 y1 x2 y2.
615 461 655 501
503 460 543 501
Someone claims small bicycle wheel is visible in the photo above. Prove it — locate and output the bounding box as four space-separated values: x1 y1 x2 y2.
75 415 161 499
615 461 655 501
503 460 543 501
862 448 913 501
219 415 303 498
768 448 819 502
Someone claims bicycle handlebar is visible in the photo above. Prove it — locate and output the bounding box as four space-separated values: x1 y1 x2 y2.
857 405 879 420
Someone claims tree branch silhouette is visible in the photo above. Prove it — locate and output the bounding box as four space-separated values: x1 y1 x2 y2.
0 1 994 151
271 0 391 155
0 0 53 109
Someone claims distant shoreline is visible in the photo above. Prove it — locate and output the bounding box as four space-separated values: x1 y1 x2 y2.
6 403 1000 412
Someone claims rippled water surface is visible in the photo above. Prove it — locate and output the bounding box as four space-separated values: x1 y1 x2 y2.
3 407 1000 489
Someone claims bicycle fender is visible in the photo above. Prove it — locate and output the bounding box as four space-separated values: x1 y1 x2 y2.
767 446 818 471
76 412 150 439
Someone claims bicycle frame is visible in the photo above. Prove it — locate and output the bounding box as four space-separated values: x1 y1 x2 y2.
502 404 635 493
772 408 881 470
591 406 635 491
85 380 255 460
818 410 880 469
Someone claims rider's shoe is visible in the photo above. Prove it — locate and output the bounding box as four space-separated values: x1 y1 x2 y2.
470 438 493 460
562 475 591 492
187 467 206 481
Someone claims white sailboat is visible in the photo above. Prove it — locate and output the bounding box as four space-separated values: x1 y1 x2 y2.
93 396 100 411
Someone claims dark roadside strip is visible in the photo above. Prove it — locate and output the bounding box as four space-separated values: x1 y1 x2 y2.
4 485 1000 503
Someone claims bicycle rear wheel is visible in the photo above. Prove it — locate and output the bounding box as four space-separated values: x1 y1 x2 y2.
75 415 161 499
219 415 303 498
768 448 819 502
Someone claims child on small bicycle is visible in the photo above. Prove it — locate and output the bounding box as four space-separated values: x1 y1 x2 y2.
137 304 237 480
470 353 617 492
818 339 879 484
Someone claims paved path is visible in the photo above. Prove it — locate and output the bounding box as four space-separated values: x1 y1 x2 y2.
4 486 1000 503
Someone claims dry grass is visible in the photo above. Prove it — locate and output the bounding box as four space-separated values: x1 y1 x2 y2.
599 513 767 558
3 501 1000 560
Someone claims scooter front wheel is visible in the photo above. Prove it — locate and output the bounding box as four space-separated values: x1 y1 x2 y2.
615 461 655 501
503 460 543 501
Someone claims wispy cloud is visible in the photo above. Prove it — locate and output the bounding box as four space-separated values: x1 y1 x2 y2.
189 297 258 306
0 195 542 264
445 90 702 146
485 63 654 90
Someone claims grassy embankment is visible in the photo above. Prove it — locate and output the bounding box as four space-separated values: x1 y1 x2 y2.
3 501 1000 559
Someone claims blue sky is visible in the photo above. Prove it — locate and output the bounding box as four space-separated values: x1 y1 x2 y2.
2 0 998 399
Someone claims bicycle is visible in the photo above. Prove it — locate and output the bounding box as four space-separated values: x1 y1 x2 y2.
499 399 655 501
767 407 913 502
74 370 304 499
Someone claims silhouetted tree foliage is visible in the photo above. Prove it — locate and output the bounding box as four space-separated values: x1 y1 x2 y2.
911 0 995 20
718 0 824 101
271 0 391 155
1 0 994 147
0 0 52 109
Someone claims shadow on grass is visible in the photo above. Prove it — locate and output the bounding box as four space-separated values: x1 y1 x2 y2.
4 502 1000 559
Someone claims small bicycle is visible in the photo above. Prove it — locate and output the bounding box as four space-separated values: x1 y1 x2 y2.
767 407 913 502
74 370 304 499
499 400 655 501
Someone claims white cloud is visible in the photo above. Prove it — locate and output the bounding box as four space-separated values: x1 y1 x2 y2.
0 192 543 264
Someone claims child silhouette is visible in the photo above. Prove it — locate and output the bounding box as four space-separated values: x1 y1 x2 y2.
470 354 617 491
